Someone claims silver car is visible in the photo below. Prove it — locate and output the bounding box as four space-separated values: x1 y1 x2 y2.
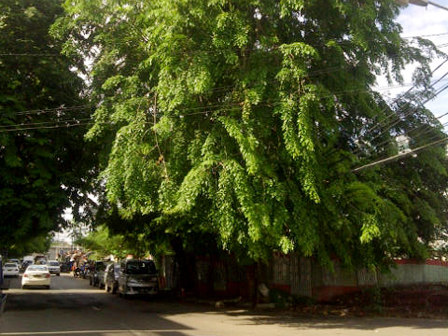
117 259 158 298
46 260 61 276
3 263 19 277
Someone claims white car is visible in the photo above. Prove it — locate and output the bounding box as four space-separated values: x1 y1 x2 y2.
3 262 20 277
7 259 20 265
46 260 61 276
22 265 51 289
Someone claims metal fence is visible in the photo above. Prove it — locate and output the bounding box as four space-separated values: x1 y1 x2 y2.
271 255 448 301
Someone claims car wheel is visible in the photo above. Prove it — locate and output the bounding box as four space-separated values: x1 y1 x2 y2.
46 285 50 289
57 273 60 276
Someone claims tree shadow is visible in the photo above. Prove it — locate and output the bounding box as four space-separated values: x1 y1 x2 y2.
220 309 448 331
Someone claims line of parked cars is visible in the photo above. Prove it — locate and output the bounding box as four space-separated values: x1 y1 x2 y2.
88 259 159 298
1 258 61 290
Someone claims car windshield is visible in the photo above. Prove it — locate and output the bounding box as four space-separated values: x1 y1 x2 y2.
126 260 156 274
4 263 16 267
28 266 47 271
49 262 59 266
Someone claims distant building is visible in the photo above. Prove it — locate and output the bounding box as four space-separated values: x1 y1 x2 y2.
48 241 72 260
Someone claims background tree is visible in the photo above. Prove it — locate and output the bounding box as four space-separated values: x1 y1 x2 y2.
0 0 98 256
6 235 52 258
53 0 448 269
74 224 156 260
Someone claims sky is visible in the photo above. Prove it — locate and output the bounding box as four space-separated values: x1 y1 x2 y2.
389 1 448 118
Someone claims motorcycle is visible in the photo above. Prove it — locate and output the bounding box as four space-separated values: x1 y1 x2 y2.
82 267 90 279
73 267 82 278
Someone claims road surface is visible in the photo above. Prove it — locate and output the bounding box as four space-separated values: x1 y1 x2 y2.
0 274 447 336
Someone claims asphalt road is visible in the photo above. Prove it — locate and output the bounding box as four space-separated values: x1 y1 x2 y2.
1 274 447 336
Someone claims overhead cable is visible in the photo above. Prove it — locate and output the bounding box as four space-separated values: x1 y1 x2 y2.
352 136 448 172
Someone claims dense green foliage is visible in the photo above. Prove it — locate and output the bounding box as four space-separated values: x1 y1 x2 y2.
7 235 52 258
51 0 448 267
0 0 97 255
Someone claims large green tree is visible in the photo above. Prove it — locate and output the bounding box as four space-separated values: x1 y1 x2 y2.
53 0 448 267
0 0 98 255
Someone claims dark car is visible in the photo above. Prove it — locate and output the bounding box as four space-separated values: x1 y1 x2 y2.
89 261 107 287
97 262 110 289
20 260 33 272
1 255 6 318
117 259 158 298
60 262 71 273
104 263 120 294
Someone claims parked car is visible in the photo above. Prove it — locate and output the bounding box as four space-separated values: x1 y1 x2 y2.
89 261 107 287
46 260 61 276
2 263 19 277
104 263 120 294
7 259 20 265
97 262 110 289
21 265 51 289
0 255 5 318
117 259 158 298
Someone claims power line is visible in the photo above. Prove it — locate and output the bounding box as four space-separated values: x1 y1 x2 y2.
2 75 431 121
358 59 448 137
0 118 93 129
402 32 448 39
1 31 448 59
352 136 448 172
352 68 448 156
0 121 94 133
0 53 62 57
15 105 94 116
3 76 448 131
371 109 448 152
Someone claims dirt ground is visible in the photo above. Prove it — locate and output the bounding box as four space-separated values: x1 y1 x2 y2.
283 284 448 319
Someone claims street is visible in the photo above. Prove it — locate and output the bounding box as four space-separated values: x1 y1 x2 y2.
0 274 447 336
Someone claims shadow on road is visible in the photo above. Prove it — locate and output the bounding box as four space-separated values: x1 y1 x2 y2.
2 274 448 335
221 309 448 331
1 282 196 335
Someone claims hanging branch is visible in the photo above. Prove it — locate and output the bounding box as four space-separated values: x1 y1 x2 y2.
152 93 169 180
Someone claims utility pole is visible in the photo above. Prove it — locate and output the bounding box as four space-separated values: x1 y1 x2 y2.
396 0 448 11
